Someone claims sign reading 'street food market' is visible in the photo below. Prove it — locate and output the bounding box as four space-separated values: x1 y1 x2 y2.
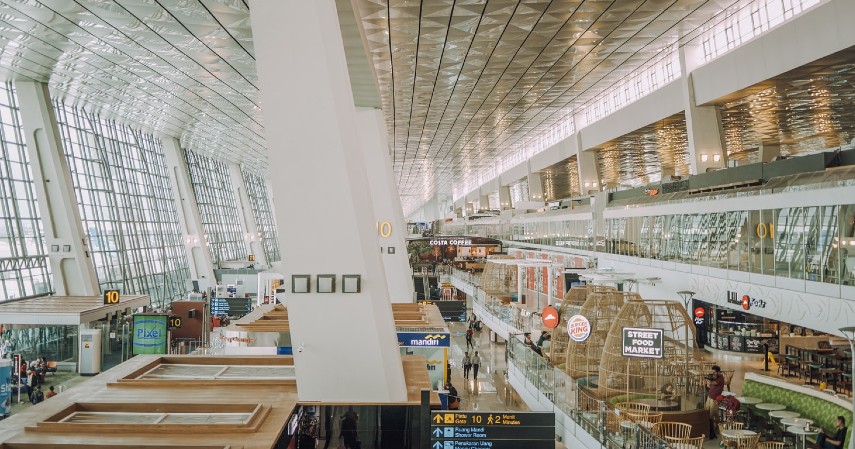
622 327 663 358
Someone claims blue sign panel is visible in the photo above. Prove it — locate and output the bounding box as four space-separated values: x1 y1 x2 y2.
0 359 11 417
397 332 451 347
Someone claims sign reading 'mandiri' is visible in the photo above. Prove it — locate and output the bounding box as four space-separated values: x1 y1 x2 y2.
622 327 664 358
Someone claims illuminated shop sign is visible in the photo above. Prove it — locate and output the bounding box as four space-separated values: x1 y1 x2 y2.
622 327 664 359
429 239 473 246
566 315 591 342
397 332 451 347
726 291 767 310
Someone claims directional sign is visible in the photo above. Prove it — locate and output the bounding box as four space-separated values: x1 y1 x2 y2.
541 305 559 329
430 412 554 449
103 289 120 305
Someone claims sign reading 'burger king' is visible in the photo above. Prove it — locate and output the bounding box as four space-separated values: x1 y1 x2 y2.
566 314 591 342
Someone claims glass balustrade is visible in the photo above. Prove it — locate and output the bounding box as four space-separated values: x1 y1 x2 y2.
445 203 855 287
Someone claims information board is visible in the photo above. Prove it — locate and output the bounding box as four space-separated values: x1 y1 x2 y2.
622 327 664 358
430 412 554 449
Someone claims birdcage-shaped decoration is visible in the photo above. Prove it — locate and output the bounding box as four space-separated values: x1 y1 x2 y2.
566 290 638 381
549 285 615 368
479 257 518 302
597 299 698 407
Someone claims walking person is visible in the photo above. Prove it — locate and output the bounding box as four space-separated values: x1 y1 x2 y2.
26 369 36 402
340 408 361 449
471 351 482 379
465 327 474 348
462 351 472 379
705 365 724 439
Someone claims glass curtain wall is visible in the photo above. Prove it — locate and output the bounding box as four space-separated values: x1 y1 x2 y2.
0 83 51 301
53 101 190 307
184 149 244 265
241 169 281 262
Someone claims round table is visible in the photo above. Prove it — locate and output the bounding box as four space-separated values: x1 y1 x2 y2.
769 410 800 419
787 425 819 449
781 418 813 428
721 391 736 397
720 429 758 438
736 396 762 405
635 398 680 411
755 403 787 412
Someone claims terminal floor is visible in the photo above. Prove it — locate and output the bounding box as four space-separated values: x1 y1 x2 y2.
5 370 87 418
446 319 529 413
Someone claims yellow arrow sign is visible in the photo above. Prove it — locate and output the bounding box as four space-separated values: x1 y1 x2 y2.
433 414 443 424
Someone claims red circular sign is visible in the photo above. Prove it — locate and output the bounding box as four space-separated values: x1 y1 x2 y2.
541 306 560 329
694 307 704 318
742 295 750 310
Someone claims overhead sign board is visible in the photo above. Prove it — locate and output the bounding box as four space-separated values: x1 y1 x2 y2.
430 412 554 449
397 332 451 347
566 314 591 342
622 327 664 359
103 289 120 305
541 306 559 329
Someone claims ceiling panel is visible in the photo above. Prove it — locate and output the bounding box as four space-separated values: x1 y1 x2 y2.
355 0 748 212
0 0 265 165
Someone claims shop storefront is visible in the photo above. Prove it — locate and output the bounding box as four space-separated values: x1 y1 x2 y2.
694 297 835 356
692 300 780 355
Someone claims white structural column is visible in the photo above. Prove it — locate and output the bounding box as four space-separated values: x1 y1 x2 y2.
227 164 268 267
14 81 99 296
161 137 216 283
679 47 728 175
250 0 407 402
575 132 602 194
479 193 490 211
527 168 544 202
355 107 415 303
498 186 511 210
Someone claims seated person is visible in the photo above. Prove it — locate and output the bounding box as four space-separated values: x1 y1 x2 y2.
814 416 847 449
660 382 676 401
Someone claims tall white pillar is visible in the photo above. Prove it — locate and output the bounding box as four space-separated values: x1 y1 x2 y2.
228 164 268 267
528 169 545 203
355 107 415 303
680 48 728 174
576 135 602 193
250 0 407 402
499 186 511 210
161 137 216 283
479 194 490 211
15 81 99 296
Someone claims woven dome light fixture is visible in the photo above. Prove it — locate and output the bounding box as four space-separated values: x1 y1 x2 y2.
566 290 639 381
597 299 699 406
550 285 613 368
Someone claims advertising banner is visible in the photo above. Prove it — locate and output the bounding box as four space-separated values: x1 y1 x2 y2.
133 314 168 355
0 359 11 417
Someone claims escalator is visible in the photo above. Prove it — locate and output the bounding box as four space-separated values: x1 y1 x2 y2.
413 276 426 301
427 276 439 300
